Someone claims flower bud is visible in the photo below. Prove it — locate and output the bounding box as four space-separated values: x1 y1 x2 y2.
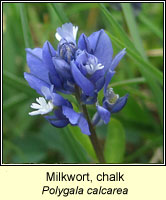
58 41 77 63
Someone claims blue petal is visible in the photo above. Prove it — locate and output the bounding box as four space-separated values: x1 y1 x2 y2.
54 107 69 119
78 33 91 53
75 50 90 75
42 41 57 66
62 106 80 125
48 73 63 91
56 23 77 44
62 106 91 135
52 57 73 81
63 81 75 93
45 115 69 128
49 119 69 127
26 48 50 83
92 112 101 126
95 76 105 92
111 94 129 113
75 50 88 65
24 72 50 95
88 30 113 71
110 48 126 71
71 61 95 96
77 115 91 135
45 107 70 128
104 70 115 95
42 41 62 89
52 93 71 107
41 86 53 100
90 67 105 83
81 92 97 104
97 105 111 124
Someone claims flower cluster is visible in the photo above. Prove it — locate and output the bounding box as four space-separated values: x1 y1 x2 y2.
24 23 128 135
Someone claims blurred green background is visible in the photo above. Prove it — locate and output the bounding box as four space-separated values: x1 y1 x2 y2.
3 3 163 164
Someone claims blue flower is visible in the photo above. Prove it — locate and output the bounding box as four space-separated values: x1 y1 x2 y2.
95 88 129 125
55 23 78 63
55 23 78 44
69 29 113 103
71 51 105 102
93 73 128 126
91 48 128 125
78 30 117 72
27 84 90 135
24 22 128 134
71 28 127 105
24 40 76 95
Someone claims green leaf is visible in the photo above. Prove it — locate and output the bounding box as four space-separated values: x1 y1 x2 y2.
50 3 69 24
68 125 98 162
106 31 163 86
63 127 90 163
39 124 86 163
123 86 152 101
3 139 26 164
3 94 28 111
104 118 125 163
121 3 163 121
13 134 49 163
125 135 163 163
19 3 33 48
3 70 37 97
111 77 146 87
121 3 147 60
138 13 163 40
66 3 99 16
99 3 163 84
99 3 135 49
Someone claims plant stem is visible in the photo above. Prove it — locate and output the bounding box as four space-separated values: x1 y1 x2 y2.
82 104 105 163
75 85 105 163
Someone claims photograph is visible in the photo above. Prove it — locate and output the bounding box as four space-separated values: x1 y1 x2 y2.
2 2 164 164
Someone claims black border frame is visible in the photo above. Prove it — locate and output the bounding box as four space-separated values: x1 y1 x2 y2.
1 0 165 167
